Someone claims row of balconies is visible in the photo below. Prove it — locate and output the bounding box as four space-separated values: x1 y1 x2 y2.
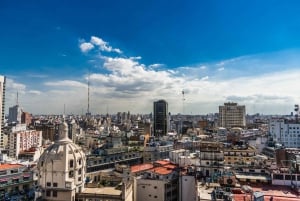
200 157 224 161
0 178 32 188
224 152 255 157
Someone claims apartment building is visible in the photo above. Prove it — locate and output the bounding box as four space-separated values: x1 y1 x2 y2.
0 163 34 200
269 118 300 148
223 144 256 166
135 161 179 201
219 102 246 128
199 141 224 178
8 124 42 159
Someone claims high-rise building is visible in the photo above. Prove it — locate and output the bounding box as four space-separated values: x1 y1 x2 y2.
153 99 168 137
8 125 42 158
0 75 6 150
8 104 22 123
219 102 246 128
269 118 300 148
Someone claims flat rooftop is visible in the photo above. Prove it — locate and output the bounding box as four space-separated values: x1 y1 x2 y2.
82 187 121 196
233 184 300 201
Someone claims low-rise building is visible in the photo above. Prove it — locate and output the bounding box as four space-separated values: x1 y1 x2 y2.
199 141 224 178
135 161 178 201
223 144 256 166
0 163 35 200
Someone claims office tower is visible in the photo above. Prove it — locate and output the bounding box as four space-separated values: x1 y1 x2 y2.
0 75 6 150
153 99 168 137
8 105 22 124
219 102 246 128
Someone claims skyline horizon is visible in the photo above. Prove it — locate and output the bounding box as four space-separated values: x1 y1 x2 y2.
2 1 300 115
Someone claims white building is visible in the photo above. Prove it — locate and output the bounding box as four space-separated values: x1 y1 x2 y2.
0 75 6 150
37 122 86 201
179 174 198 201
219 102 246 128
269 118 300 148
8 124 42 159
135 166 178 201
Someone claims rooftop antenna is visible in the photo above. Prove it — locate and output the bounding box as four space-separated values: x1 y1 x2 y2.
16 91 19 106
295 104 299 123
182 90 185 114
86 72 91 116
181 90 185 134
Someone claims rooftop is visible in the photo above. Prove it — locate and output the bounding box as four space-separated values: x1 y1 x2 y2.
0 163 23 171
151 167 173 175
82 187 121 196
155 160 171 166
131 163 153 173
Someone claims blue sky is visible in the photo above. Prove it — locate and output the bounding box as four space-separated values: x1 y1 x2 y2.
1 0 300 115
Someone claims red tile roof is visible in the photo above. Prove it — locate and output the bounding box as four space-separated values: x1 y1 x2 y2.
0 164 23 170
151 167 173 175
131 163 154 173
155 160 171 166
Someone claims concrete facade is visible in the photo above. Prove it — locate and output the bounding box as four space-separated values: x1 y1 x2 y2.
219 102 246 128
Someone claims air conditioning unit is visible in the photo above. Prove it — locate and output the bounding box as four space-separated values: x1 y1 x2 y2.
223 175 236 186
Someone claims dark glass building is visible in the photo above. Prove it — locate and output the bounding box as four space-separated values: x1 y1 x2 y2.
153 100 168 137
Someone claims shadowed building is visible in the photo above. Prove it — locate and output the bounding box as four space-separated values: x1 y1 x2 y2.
0 75 6 150
153 100 169 137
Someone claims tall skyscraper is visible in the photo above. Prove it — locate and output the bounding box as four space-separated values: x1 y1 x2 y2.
8 104 22 124
153 99 168 137
0 75 6 149
219 102 246 128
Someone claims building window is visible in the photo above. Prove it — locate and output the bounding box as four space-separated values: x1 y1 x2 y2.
78 158 82 165
154 186 157 189
78 177 81 182
78 168 82 175
53 190 57 197
46 190 51 197
47 182 51 187
53 183 58 187
70 160 74 168
69 171 74 178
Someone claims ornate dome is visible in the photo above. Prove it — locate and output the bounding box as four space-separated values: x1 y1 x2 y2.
37 121 86 200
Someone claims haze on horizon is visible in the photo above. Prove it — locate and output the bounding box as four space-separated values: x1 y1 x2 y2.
1 1 300 115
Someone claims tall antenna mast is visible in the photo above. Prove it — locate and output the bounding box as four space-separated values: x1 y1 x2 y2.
182 90 185 114
87 72 90 115
16 91 19 106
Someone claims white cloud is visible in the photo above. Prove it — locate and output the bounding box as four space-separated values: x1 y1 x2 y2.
28 90 42 95
6 78 26 91
218 67 225 71
149 63 163 68
45 80 87 88
79 42 94 53
90 36 122 54
201 76 209 81
8 42 300 115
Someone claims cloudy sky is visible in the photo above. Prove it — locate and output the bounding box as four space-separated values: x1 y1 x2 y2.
1 0 300 115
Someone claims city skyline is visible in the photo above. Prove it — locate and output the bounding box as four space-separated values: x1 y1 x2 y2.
1 1 300 115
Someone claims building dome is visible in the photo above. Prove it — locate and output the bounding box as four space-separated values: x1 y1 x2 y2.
37 121 86 201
